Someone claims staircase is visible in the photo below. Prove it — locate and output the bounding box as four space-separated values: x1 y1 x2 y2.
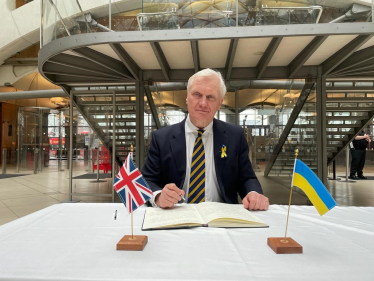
267 93 374 176
73 92 138 166
326 94 374 165
268 102 320 176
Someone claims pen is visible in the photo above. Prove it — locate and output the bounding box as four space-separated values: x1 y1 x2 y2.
180 195 186 202
114 210 117 220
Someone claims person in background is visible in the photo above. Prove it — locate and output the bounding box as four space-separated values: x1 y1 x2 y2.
349 130 371 180
142 68 269 210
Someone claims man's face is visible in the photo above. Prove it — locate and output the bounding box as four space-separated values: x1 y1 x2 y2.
186 75 224 129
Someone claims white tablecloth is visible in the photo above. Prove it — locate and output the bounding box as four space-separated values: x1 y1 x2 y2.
0 203 373 281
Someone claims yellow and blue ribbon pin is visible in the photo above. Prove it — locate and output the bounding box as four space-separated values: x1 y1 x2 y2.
221 145 227 158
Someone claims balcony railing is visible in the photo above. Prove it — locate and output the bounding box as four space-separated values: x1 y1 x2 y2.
41 0 373 46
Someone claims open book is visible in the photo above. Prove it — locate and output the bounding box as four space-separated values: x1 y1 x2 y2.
142 202 268 230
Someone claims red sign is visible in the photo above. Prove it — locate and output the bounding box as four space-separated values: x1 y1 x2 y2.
49 138 65 145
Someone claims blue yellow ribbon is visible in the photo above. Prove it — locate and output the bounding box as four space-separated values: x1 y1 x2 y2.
221 145 227 158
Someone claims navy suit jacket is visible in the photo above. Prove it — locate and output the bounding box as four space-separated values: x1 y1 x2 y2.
142 118 263 204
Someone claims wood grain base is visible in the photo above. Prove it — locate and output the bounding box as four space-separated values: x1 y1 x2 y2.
267 237 303 254
117 235 148 251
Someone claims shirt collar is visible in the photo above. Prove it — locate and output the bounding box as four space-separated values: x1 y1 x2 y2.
186 114 213 135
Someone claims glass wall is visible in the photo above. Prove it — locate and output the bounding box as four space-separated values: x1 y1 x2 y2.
41 0 373 45
17 108 48 173
15 106 93 174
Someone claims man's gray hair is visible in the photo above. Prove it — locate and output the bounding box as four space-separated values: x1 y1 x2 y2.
187 68 227 99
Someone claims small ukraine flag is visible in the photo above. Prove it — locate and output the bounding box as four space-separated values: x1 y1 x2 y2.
292 159 337 216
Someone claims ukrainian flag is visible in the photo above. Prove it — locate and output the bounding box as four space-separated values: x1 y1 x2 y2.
292 159 337 216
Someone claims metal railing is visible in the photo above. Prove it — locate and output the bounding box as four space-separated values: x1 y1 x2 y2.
40 0 373 46
261 5 323 24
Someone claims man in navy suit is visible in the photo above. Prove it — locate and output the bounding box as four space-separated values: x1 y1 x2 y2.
142 69 269 210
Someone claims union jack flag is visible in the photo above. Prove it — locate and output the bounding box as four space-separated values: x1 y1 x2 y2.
113 153 153 213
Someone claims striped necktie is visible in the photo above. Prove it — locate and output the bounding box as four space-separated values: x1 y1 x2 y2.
188 129 205 203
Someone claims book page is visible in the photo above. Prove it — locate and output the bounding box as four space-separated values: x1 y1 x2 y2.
142 204 205 230
195 202 267 226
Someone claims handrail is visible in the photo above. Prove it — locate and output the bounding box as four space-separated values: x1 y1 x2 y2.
264 82 315 176
137 8 178 31
261 5 323 24
48 0 71 35
75 0 91 32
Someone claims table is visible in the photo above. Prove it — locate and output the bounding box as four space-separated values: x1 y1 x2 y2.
0 203 373 281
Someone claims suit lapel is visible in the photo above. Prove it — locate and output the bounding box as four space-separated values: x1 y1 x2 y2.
213 119 229 189
170 120 187 186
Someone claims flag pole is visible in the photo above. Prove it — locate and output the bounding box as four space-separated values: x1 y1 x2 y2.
268 148 305 254
130 144 134 240
115 144 149 251
131 212 133 239
285 149 298 238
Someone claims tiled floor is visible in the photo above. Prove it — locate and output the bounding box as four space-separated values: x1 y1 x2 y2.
0 161 373 226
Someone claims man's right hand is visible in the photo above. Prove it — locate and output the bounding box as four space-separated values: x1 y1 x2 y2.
155 184 185 209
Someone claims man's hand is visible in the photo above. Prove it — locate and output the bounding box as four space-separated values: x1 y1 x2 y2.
242 192 269 211
365 134 371 143
155 184 185 209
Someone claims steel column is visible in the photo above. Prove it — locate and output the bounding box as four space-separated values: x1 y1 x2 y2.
16 108 21 173
235 89 239 125
40 0 44 47
337 146 355 182
316 71 327 185
96 147 100 181
109 0 112 30
58 110 63 171
236 0 238 27
69 91 73 201
39 109 43 173
138 74 145 169
345 146 350 180
62 90 79 203
135 82 140 166
112 91 116 202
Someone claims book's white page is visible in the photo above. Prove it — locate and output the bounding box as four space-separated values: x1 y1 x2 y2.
143 204 205 229
195 202 267 225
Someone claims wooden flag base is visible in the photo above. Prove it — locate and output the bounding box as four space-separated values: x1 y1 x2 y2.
267 237 303 254
117 235 148 251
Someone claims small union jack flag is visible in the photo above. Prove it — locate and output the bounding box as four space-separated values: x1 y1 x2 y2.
113 153 153 213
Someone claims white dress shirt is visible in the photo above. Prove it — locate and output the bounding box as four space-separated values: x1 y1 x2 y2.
150 116 223 206
182 115 223 202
